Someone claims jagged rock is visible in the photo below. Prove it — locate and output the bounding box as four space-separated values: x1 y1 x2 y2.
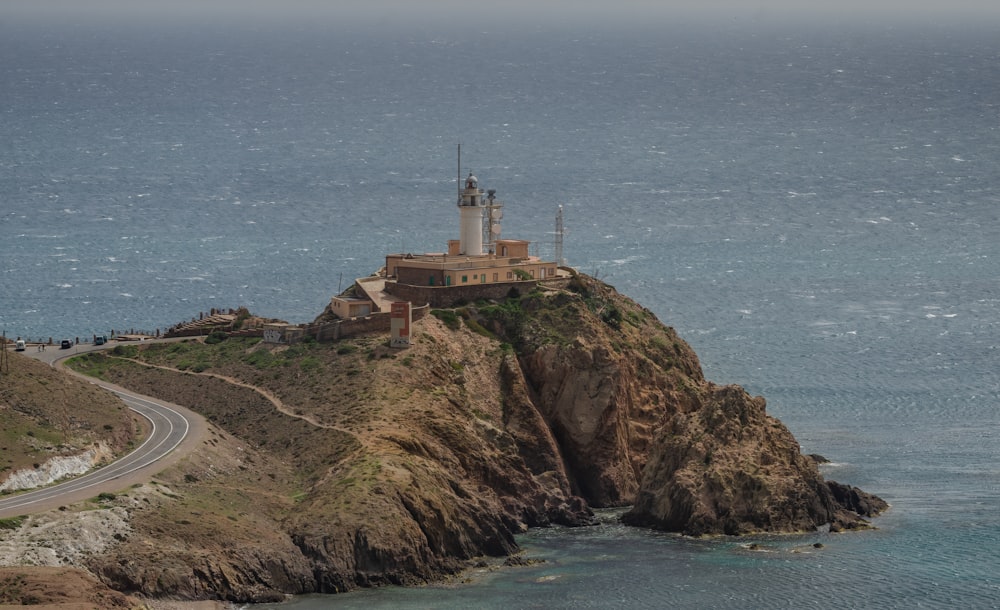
622 382 886 535
826 479 886 516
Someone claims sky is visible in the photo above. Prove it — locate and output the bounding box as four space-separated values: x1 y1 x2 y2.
4 0 999 26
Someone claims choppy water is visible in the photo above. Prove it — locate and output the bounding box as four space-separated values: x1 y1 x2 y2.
2 8 999 609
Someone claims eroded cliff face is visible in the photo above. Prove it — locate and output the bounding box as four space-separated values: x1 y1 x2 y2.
59 273 884 602
484 275 884 535
498 280 705 507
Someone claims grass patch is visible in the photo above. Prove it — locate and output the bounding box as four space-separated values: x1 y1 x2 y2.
111 344 139 358
299 356 321 373
431 309 461 330
243 349 280 369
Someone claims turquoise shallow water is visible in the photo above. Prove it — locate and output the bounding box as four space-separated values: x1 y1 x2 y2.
2 10 998 608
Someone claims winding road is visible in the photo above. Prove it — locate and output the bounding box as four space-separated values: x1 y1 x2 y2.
0 342 206 518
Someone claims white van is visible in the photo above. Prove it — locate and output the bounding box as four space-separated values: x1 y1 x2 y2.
14 339 26 351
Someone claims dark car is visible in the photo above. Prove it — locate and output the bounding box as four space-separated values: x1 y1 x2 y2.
60 340 72 349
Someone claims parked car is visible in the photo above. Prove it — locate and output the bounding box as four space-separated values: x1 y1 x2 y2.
60 340 72 349
14 339 26 351
94 336 106 346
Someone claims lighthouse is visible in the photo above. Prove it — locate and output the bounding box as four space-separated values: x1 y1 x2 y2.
380 158 562 298
457 171 485 255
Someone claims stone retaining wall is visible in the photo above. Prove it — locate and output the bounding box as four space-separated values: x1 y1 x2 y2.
384 278 571 308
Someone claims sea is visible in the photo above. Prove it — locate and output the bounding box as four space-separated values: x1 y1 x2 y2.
2 5 998 608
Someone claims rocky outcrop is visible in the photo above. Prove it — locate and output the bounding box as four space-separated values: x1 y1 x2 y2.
620 383 887 535
48 272 884 603
478 275 884 535
0 442 114 492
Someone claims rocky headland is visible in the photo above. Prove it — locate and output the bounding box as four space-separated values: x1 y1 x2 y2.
1 273 885 605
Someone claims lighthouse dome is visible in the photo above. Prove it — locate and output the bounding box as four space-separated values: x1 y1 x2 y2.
465 172 478 189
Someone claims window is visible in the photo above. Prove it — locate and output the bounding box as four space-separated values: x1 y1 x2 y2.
462 275 468 283
429 275 435 286
481 274 486 283
493 273 498 282
506 271 513 280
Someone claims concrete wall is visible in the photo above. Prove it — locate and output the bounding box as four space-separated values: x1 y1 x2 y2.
384 278 571 308
397 265 446 287
309 304 429 342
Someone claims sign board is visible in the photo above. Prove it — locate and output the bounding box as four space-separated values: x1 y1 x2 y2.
390 301 412 348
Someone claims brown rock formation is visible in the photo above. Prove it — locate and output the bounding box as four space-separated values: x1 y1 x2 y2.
0 566 141 608
52 272 884 602
621 383 887 535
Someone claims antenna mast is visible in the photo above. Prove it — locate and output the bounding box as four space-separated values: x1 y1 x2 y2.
555 205 565 266
457 143 462 204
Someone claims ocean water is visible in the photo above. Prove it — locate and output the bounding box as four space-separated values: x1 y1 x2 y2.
2 8 999 609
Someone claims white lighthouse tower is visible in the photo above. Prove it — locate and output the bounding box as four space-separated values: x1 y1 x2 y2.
457 171 485 255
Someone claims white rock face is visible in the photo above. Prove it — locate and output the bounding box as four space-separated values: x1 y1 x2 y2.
0 507 132 566
0 442 112 492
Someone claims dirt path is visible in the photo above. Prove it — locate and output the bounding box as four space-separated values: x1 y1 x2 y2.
112 356 363 441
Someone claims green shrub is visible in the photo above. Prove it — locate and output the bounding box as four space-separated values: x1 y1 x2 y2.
205 331 228 345
600 304 623 329
0 516 25 530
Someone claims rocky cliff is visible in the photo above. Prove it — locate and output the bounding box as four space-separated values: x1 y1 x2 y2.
52 273 883 603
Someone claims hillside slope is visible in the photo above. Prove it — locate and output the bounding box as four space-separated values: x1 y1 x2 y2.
0 352 138 490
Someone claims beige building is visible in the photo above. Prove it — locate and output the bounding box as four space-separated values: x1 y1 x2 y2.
329 295 373 319
385 240 558 289
386 172 560 289
331 170 563 317
263 323 305 344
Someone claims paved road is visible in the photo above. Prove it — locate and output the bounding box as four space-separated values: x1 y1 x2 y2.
0 342 205 518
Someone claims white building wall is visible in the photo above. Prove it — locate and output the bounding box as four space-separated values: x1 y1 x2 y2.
459 205 484 255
